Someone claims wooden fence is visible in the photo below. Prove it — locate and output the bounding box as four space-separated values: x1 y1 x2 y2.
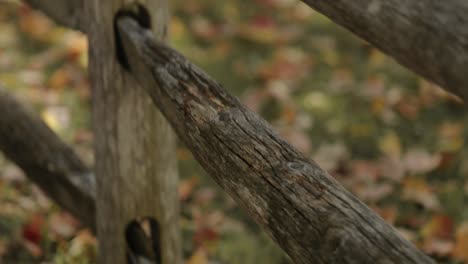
1 0 467 263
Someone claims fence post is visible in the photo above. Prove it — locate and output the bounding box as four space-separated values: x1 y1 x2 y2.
84 0 180 263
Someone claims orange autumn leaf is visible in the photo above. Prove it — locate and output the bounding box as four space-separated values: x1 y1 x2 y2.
421 215 453 240
186 248 208 264
453 223 468 263
179 177 199 201
18 7 53 41
48 68 70 90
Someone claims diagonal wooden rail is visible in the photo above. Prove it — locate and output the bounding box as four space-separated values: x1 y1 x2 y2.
301 0 468 102
0 86 96 230
116 17 434 264
22 0 86 32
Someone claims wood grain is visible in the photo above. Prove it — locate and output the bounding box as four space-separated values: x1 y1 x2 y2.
117 17 434 264
301 0 468 101
85 2 180 263
0 86 95 230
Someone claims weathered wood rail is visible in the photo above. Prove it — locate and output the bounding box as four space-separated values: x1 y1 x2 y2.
0 86 95 230
301 0 468 101
116 17 434 264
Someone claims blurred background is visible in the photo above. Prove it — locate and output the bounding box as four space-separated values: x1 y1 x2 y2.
0 0 467 263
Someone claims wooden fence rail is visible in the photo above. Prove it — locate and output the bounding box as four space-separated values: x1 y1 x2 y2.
301 0 468 101
116 16 433 264
0 86 96 230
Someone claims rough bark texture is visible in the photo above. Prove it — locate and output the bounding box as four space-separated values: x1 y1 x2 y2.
22 0 86 32
84 1 180 264
0 86 95 230
301 0 468 101
117 18 434 264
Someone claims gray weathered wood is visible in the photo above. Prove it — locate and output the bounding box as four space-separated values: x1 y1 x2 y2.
301 0 468 101
117 17 434 264
0 85 95 230
84 1 180 263
22 0 86 32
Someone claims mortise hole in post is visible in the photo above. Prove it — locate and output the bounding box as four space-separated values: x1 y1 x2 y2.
114 3 152 71
125 217 161 263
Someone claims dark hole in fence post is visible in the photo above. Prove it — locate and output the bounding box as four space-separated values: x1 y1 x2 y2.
125 217 161 264
114 3 152 71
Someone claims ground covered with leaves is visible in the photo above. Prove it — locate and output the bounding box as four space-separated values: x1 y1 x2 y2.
0 0 467 263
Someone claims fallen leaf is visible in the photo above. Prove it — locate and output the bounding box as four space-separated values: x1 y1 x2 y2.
453 222 468 262
421 215 453 240
423 238 454 256
48 68 70 90
402 177 440 210
186 248 208 264
179 177 199 201
18 7 53 41
403 148 440 174
68 229 97 258
48 212 80 238
378 131 401 159
22 213 44 245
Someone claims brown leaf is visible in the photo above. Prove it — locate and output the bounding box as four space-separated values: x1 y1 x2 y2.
194 188 216 206
48 68 71 90
22 240 42 257
18 6 53 41
402 178 440 210
48 212 80 238
403 149 441 174
378 156 405 181
422 238 454 256
421 215 453 240
179 177 199 201
396 97 420 120
186 248 208 264
193 227 219 248
453 222 468 262
373 206 397 224
312 143 348 171
357 183 393 202
378 131 401 159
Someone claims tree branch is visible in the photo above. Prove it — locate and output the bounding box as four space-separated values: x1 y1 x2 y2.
301 0 468 102
117 17 434 264
0 85 95 230
22 0 86 32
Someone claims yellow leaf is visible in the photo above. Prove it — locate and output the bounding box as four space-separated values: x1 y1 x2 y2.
369 49 386 66
378 131 401 158
41 110 60 132
186 248 208 264
170 18 187 44
371 97 386 114
453 222 468 262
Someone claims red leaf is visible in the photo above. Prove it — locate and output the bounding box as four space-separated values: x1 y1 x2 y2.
193 227 219 247
22 214 44 244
